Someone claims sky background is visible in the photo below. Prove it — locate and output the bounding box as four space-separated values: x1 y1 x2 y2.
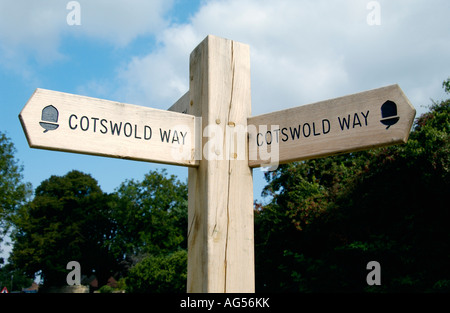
1 0 449 258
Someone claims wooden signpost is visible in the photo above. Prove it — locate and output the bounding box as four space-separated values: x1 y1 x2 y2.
19 35 416 293
248 84 416 167
19 88 198 167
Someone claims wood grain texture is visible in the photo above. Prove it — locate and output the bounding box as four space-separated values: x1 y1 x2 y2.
168 91 190 114
248 84 416 167
19 88 198 167
187 35 254 293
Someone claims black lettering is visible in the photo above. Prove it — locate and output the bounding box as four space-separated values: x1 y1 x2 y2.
160 129 171 142
273 129 280 143
80 116 89 131
312 122 320 136
353 113 362 128
180 131 187 145
338 115 351 130
110 121 122 136
303 123 311 137
265 130 272 145
144 126 152 140
281 127 288 142
124 122 132 137
69 114 78 130
322 119 331 134
256 133 263 146
289 125 301 140
172 130 180 144
91 117 99 132
100 119 108 134
134 125 142 139
361 110 369 126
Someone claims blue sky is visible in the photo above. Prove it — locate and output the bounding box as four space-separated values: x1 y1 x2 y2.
0 0 449 239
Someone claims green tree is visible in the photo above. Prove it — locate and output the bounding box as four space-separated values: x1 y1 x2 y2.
255 154 369 291
125 250 187 293
101 169 189 293
9 170 118 288
109 169 188 259
0 263 33 291
443 77 450 94
255 81 449 292
0 132 31 247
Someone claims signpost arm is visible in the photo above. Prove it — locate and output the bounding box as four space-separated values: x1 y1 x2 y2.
187 35 254 292
17 34 417 294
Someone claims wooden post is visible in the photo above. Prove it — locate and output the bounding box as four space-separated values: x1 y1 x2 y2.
187 35 254 292
19 34 416 294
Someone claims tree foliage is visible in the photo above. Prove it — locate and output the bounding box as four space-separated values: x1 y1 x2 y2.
0 263 33 291
443 77 450 94
125 250 187 293
5 80 449 293
109 169 187 259
8 168 188 291
255 82 449 292
105 169 188 292
9 170 118 287
0 131 31 246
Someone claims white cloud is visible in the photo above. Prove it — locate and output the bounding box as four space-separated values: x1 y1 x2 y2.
0 0 173 81
113 0 450 116
115 49 188 108
0 0 65 74
75 0 173 46
110 25 202 108
4 0 447 115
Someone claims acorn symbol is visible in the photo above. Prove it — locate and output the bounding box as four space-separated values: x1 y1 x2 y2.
39 105 59 133
380 100 399 129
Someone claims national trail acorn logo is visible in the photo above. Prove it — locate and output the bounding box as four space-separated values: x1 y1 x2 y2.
380 100 399 129
40 105 59 133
